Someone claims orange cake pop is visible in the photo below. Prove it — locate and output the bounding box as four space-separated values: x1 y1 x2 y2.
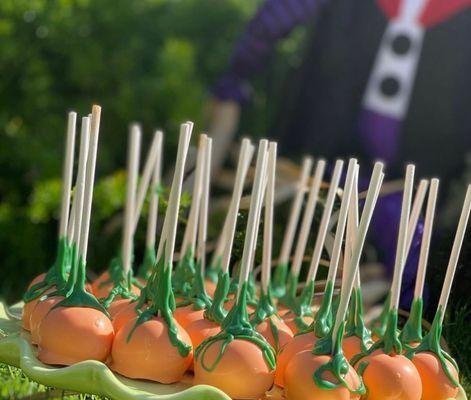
406 184 471 400
277 158 353 386
38 107 116 366
353 165 422 400
284 161 383 400
194 140 275 399
30 295 64 345
110 123 193 383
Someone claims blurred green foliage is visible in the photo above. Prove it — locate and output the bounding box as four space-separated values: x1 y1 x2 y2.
0 0 263 302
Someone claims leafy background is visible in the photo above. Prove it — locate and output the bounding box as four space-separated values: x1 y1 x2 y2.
0 0 470 398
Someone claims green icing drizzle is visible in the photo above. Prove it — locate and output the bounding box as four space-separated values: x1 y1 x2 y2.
351 308 402 366
271 262 288 299
137 247 156 280
400 297 423 346
51 249 109 317
312 322 366 395
250 286 281 349
204 270 230 324
185 259 212 311
313 280 334 338
205 255 222 284
173 247 196 297
406 306 460 387
195 282 276 372
278 273 298 310
99 253 139 308
370 291 391 339
289 280 316 331
345 287 372 353
23 237 71 303
127 253 191 357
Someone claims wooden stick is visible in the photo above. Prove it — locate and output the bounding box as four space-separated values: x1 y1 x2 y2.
437 184 471 324
404 179 429 260
59 112 77 240
133 129 163 233
197 136 212 274
122 125 141 275
145 130 163 250
278 156 313 266
71 117 90 259
306 159 344 283
332 162 384 347
78 105 101 261
413 178 439 299
220 139 254 274
390 164 415 311
261 142 277 293
236 140 268 301
290 159 326 278
325 159 358 284
180 134 207 257
157 123 192 266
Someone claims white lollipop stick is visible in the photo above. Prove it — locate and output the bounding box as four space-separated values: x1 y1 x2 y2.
325 159 358 285
145 131 163 250
133 129 163 233
306 159 344 283
437 184 471 324
59 112 77 241
278 156 313 266
404 179 429 260
180 134 207 257
332 162 384 347
197 137 212 274
390 165 415 311
220 140 255 274
346 169 359 287
122 126 141 275
236 140 268 301
71 117 90 260
290 159 326 278
78 106 101 261
214 140 254 263
157 123 192 267
413 178 439 300
261 142 277 294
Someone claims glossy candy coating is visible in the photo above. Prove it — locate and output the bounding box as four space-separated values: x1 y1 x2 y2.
255 315 293 350
22 273 47 331
30 295 64 344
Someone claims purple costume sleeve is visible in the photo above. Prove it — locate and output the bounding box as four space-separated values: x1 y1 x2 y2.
212 0 325 103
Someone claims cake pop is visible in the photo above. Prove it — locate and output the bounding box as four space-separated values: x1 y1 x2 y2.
194 140 276 400
110 123 193 383
272 157 313 299
352 165 423 400
250 143 294 350
407 184 471 400
37 106 115 366
284 161 384 400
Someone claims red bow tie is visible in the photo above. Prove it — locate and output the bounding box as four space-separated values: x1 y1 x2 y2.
377 0 471 27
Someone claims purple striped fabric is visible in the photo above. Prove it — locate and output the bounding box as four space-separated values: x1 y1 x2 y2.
212 0 325 103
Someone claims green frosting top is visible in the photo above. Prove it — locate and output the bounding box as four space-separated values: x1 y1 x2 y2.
370 291 391 339
250 286 282 349
277 272 298 310
195 282 276 372
127 253 192 357
173 247 196 298
312 280 335 338
271 262 289 299
345 287 372 353
205 255 222 284
137 247 156 280
400 297 423 346
23 237 71 303
184 259 212 311
99 252 140 308
204 270 230 324
406 305 459 387
288 280 316 332
312 321 366 394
